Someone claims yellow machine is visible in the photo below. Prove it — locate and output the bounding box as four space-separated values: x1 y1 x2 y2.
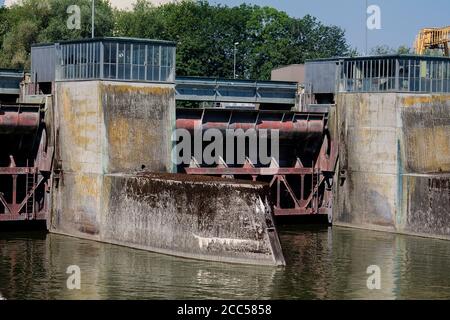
415 26 450 56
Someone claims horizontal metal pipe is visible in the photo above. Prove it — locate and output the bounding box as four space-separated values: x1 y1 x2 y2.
0 167 38 174
185 167 314 175
176 119 325 139
176 109 326 138
0 110 40 134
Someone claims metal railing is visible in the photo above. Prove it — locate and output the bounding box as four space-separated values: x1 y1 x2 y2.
175 76 298 105
55 38 176 83
338 55 450 93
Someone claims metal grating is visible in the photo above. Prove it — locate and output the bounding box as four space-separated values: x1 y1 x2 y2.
175 76 298 105
338 55 450 93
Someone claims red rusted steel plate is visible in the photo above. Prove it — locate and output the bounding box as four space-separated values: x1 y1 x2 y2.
185 167 314 175
176 108 335 217
0 108 41 134
176 108 326 135
0 167 38 174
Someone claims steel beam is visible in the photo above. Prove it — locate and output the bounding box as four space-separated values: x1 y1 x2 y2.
175 76 298 105
0 104 42 134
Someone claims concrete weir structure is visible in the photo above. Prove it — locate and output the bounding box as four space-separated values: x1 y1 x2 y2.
332 55 450 239
28 38 285 266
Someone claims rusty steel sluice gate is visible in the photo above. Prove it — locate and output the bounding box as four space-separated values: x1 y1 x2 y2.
0 102 53 221
176 108 337 220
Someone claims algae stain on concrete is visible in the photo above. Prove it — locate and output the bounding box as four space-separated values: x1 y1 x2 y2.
401 95 450 107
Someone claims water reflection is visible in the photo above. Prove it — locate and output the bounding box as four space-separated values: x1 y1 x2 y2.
1 226 450 299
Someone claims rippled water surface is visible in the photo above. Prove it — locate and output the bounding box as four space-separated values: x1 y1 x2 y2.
1 226 450 299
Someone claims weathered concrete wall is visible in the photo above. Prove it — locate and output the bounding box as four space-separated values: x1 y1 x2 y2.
51 80 284 265
102 84 176 173
401 174 450 236
334 93 399 230
400 96 450 173
398 95 450 237
334 93 450 239
55 81 175 174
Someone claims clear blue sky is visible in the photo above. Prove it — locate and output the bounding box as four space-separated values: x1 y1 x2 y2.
212 0 450 54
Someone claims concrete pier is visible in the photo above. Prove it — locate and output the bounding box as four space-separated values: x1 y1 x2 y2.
334 93 450 239
50 80 285 266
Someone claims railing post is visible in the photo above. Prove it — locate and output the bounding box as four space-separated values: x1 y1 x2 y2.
395 58 400 91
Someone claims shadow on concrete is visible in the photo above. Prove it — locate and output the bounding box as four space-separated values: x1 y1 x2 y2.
0 221 48 233
275 214 330 226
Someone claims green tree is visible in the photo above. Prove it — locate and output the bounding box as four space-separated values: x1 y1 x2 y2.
370 44 412 56
397 45 412 54
114 0 351 79
0 0 114 69
1 0 352 79
370 44 395 55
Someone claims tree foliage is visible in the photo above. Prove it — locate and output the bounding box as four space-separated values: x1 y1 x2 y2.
0 0 114 69
115 0 351 79
0 0 352 79
370 44 412 56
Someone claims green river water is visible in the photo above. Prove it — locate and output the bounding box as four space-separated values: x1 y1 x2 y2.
1 225 450 299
